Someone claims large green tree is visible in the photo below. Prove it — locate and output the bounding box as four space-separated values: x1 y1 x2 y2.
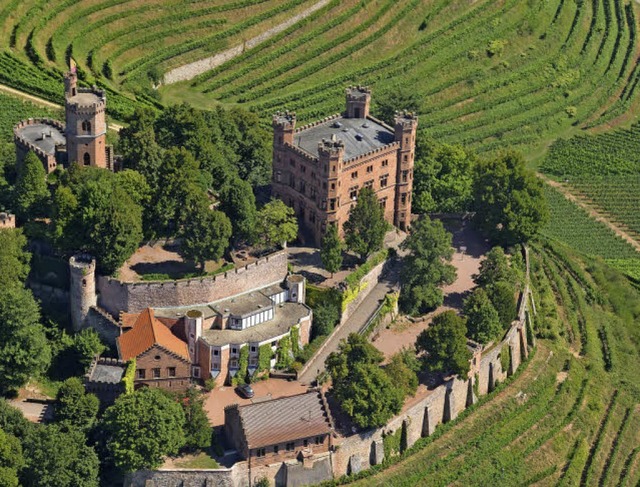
326 334 402 428
472 151 549 246
320 224 343 276
343 187 388 261
473 246 516 287
0 428 24 487
14 151 48 221
255 199 298 248
385 349 420 397
179 387 212 451
374 85 421 125
416 311 471 377
21 424 99 487
102 387 186 472
0 228 30 284
180 196 232 270
400 216 457 315
463 288 502 344
219 176 257 243
486 281 518 329
413 141 476 213
55 377 99 431
0 284 51 394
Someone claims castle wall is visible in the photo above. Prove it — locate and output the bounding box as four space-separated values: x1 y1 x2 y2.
97 251 288 316
13 118 65 174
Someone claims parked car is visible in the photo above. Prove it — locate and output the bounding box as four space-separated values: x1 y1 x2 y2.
236 383 254 399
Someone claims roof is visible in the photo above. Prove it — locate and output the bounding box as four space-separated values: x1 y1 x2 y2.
214 291 273 318
15 123 66 155
67 91 102 105
201 302 310 347
117 308 190 362
237 391 332 448
87 363 125 384
293 116 395 161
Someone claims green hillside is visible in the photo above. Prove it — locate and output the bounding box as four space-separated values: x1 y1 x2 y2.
1 0 640 152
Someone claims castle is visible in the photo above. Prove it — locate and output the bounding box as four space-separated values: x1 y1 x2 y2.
272 86 417 245
13 69 114 173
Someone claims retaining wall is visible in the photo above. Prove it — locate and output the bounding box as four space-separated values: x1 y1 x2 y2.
97 251 288 315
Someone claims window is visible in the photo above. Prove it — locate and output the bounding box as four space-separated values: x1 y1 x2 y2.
83 152 90 166
289 159 295 167
379 197 387 209
349 188 358 200
321 200 327 210
330 182 335 190
256 448 266 457
382 159 389 167
249 357 258 366
380 174 388 188
136 369 146 379
229 359 238 369
401 193 407 205
366 165 373 173
212 362 220 370
310 186 316 199
329 199 336 211
250 346 256 353
303 439 309 447
351 171 358 179
315 436 323 445
232 348 237 354
213 349 219 356
364 180 374 189
299 181 306 194
286 442 295 451
153 368 161 379
82 120 91 133
274 445 279 454
276 171 281 183
404 154 408 162
289 174 295 188
167 367 176 378
154 354 161 361
402 170 408 183
300 165 306 173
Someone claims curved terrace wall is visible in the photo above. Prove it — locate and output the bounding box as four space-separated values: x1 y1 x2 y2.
97 250 289 316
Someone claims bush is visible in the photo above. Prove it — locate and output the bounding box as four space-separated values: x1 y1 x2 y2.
203 378 216 392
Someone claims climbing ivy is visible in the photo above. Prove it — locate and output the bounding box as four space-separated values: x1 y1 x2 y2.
500 344 511 376
290 326 300 355
276 335 293 370
256 344 273 379
121 358 136 394
232 346 249 385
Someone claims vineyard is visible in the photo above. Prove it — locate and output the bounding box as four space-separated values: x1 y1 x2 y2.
0 0 639 149
343 243 640 487
0 91 61 140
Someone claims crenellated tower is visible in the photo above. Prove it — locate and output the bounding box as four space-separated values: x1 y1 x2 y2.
393 111 418 231
69 254 98 331
345 85 371 119
64 69 109 169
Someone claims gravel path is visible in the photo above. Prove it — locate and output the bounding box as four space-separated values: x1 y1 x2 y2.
163 0 330 84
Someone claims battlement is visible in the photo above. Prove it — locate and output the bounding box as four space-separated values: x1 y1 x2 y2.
70 253 96 272
318 135 345 156
273 110 296 128
0 212 15 229
345 85 371 100
295 114 341 133
343 140 399 167
394 110 418 128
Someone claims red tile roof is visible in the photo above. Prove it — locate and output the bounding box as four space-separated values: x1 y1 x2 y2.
117 308 190 362
237 391 333 449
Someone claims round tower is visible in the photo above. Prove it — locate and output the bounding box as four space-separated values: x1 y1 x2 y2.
185 309 203 361
69 254 98 331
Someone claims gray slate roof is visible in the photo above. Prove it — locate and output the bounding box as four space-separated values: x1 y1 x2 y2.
238 391 332 448
15 123 66 155
88 363 125 384
293 116 395 161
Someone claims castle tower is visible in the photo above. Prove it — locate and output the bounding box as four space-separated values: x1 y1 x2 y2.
69 254 98 331
64 70 108 169
345 86 371 119
286 275 306 303
317 135 345 231
393 111 418 231
185 309 203 362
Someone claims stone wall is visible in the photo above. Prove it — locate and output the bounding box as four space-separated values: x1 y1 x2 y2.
97 251 288 316
340 259 388 326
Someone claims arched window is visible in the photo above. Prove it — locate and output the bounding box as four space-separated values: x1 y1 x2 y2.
82 120 91 133
83 153 91 166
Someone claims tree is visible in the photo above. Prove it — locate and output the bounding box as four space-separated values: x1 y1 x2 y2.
0 400 31 438
55 377 99 431
472 150 549 246
14 151 48 220
180 197 232 270
255 199 298 248
179 388 212 451
385 349 419 397
0 428 24 487
312 300 340 337
340 363 404 428
325 334 402 428
463 288 502 344
412 141 476 213
486 281 517 329
416 311 471 377
473 246 516 287
399 216 457 315
320 224 343 276
219 176 257 243
0 228 30 285
102 387 186 472
21 424 99 487
72 328 106 369
343 187 388 262
0 284 51 394
114 169 151 207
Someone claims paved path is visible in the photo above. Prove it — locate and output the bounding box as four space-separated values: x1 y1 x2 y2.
0 83 123 131
297 259 401 385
